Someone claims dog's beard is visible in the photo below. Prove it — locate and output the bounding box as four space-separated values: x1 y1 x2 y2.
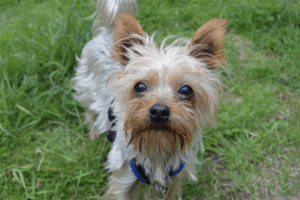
124 99 197 158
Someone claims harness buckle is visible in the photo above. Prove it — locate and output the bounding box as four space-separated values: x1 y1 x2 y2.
155 183 168 195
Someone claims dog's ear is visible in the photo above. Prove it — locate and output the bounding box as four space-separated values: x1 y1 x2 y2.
188 19 228 69
112 13 145 66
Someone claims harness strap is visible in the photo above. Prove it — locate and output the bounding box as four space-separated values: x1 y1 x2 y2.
130 158 185 184
107 101 117 143
130 159 151 184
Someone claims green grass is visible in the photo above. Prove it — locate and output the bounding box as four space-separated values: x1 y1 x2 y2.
1 0 299 199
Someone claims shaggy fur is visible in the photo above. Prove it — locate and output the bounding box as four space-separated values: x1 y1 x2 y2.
73 0 227 199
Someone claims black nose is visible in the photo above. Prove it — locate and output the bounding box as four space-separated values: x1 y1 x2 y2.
149 104 170 123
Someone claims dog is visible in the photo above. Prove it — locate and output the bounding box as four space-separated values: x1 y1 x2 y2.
73 0 227 199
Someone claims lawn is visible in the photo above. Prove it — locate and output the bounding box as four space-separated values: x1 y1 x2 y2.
1 0 299 199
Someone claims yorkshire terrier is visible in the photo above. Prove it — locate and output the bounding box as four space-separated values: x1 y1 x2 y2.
73 0 227 199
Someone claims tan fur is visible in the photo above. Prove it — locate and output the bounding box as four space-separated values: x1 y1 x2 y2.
124 99 196 157
83 9 227 200
73 0 229 198
112 13 145 65
189 18 228 69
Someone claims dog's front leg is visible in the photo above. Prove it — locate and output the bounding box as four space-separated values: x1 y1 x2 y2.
104 161 137 200
163 175 183 200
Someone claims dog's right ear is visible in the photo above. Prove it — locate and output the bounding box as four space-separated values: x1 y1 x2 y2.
112 13 145 66
188 18 228 69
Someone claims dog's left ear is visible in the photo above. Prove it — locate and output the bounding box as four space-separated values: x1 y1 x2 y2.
188 18 228 69
112 13 145 66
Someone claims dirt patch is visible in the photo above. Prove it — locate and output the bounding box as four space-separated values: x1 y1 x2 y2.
250 148 300 199
233 36 254 62
200 149 300 200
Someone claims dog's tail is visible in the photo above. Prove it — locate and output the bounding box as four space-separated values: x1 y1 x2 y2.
92 0 138 36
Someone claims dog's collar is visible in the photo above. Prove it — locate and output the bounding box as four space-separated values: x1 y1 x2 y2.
130 158 185 185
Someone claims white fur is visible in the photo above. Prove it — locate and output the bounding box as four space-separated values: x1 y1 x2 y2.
73 0 205 199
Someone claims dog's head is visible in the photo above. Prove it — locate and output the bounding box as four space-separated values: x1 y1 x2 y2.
110 14 227 158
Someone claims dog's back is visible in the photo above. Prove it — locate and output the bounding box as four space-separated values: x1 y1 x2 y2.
73 0 138 138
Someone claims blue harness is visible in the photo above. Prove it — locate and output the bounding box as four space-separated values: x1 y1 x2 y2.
130 158 185 184
107 103 185 184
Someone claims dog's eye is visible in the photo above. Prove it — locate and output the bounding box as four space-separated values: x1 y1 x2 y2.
178 86 193 97
134 82 147 94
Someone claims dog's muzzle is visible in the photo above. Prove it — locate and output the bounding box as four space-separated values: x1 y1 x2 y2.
149 104 170 123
